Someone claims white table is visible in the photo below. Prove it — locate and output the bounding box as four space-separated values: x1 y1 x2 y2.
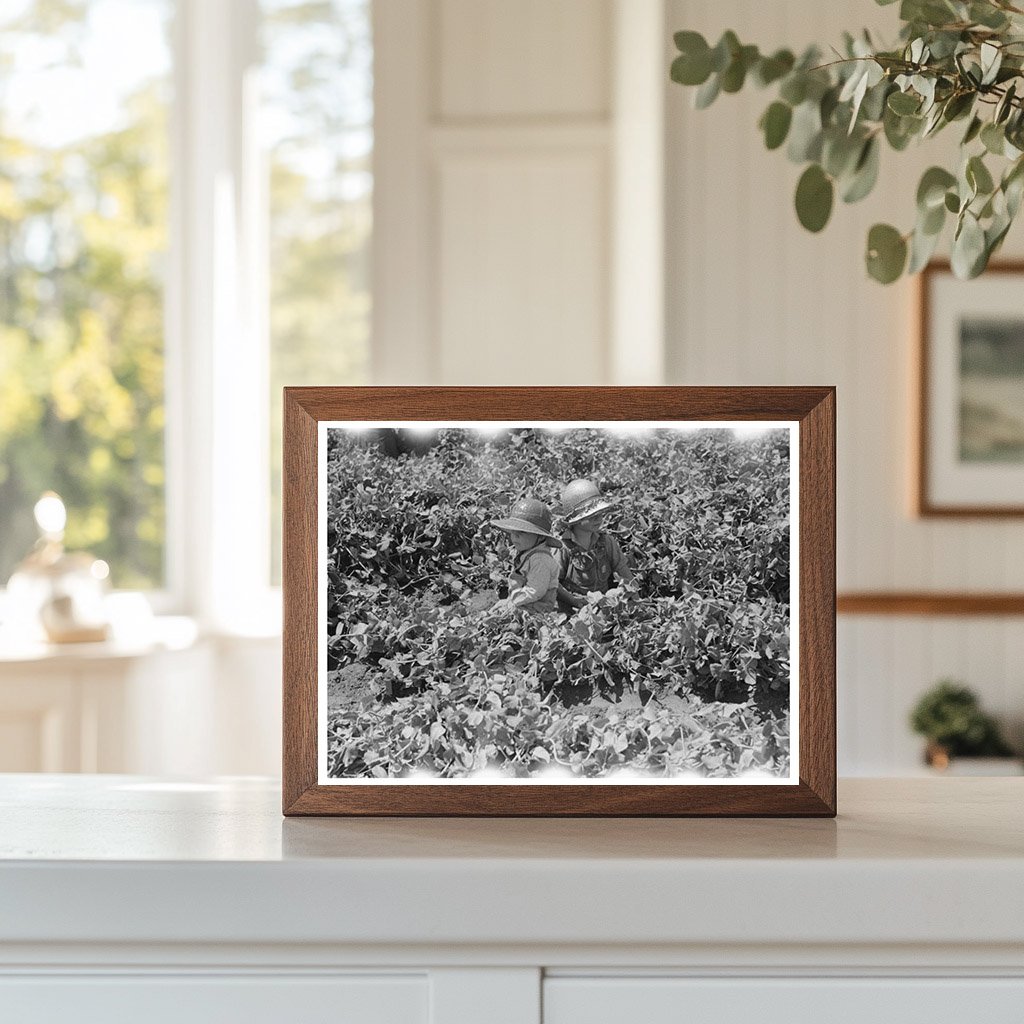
1 776 1022 1023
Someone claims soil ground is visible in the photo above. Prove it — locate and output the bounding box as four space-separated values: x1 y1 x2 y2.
327 663 379 710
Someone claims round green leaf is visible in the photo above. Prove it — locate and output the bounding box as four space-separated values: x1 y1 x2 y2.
981 122 1005 155
866 223 907 284
721 44 757 93
823 129 862 179
820 84 841 125
986 207 1013 257
760 102 792 150
944 190 961 214
943 92 974 123
962 116 983 145
795 164 834 233
779 74 807 106
908 223 942 274
920 199 945 236
754 49 795 87
787 101 823 162
911 3 951 29
710 31 740 73
967 155 995 196
860 80 890 123
842 137 880 204
887 91 920 116
928 32 959 60
970 1 1009 29
996 83 1017 125
674 29 706 53
671 32 712 86
952 213 986 279
884 107 923 151
921 108 942 139
694 73 721 109
1004 159 1024 216
917 166 957 211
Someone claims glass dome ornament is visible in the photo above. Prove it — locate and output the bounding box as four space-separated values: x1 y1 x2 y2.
5 492 111 644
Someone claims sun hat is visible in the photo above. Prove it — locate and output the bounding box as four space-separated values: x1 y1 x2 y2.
559 478 616 525
491 497 558 541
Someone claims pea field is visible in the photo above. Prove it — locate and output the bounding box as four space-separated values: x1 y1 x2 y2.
323 425 792 781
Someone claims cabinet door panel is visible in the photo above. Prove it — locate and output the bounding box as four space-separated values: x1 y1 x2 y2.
544 977 1024 1024
0 975 427 1024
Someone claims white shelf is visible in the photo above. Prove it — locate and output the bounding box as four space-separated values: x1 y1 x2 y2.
2 775 1022 1020
0 616 199 665
1 776 1022 950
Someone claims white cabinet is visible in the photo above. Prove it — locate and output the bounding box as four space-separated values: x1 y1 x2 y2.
0 637 210 773
0 671 84 771
0 975 428 1024
6 973 1024 1024
0 625 282 776
544 977 1024 1024
1 778 1022 1023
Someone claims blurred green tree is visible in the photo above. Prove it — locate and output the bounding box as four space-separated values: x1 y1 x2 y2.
263 0 372 582
0 0 373 591
0 0 170 588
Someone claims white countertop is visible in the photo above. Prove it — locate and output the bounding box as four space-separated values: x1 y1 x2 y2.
1 776 1022 950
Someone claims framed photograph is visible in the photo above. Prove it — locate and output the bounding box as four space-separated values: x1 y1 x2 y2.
283 387 835 816
917 261 1024 516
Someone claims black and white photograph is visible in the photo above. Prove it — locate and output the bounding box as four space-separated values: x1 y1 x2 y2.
318 421 796 784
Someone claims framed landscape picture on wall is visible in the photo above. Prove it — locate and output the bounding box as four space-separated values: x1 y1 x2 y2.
918 261 1024 516
282 387 836 817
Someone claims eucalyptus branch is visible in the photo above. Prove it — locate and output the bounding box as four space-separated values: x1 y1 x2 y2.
810 55 893 73
976 89 1024 112
670 1 1024 283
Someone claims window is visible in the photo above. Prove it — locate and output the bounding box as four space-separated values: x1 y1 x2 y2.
0 0 373 619
0 0 173 589
261 0 373 581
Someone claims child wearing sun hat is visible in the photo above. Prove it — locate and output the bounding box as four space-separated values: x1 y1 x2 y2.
489 497 561 614
556 478 634 613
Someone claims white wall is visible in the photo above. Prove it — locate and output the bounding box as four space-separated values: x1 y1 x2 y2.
374 0 615 385
373 0 666 386
133 637 282 778
665 0 1024 771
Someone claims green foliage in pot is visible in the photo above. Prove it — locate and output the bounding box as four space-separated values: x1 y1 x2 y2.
671 0 1024 283
909 679 1015 757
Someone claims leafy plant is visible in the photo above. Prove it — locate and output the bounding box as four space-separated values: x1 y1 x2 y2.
909 679 1015 756
671 0 1024 282
328 656 788 780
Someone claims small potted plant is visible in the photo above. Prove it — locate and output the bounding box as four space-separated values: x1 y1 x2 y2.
910 680 1020 773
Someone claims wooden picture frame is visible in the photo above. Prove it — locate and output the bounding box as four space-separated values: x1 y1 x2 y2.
917 260 1024 517
283 387 835 816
